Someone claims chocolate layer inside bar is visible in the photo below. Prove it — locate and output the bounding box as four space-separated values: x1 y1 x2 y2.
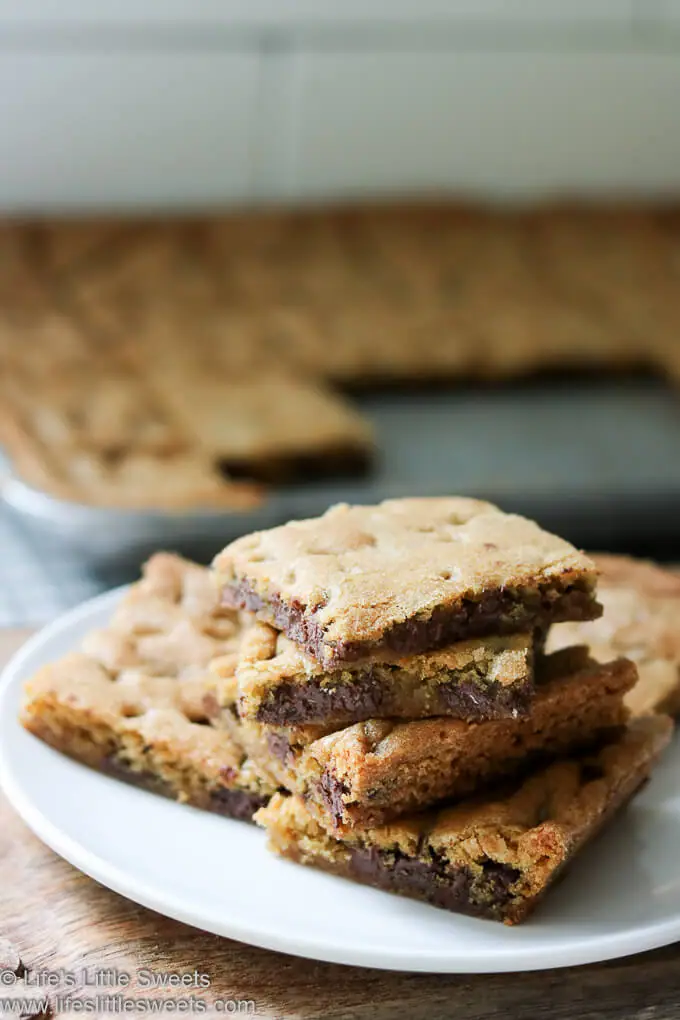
208 787 271 821
102 757 269 821
254 673 534 726
225 581 599 666
349 847 520 921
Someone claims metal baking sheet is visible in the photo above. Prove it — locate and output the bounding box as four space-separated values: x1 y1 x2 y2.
2 375 679 565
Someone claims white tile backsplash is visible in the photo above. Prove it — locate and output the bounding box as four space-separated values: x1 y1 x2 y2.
282 51 680 199
0 1 637 28
645 0 680 21
0 4 678 207
0 53 259 209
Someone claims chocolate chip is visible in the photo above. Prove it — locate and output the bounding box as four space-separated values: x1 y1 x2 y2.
266 731 294 765
209 788 269 821
436 678 532 718
318 770 351 828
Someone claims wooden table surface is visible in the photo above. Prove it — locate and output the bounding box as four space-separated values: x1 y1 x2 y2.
1 628 679 1020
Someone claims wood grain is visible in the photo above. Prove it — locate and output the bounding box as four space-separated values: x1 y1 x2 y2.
1 628 679 1020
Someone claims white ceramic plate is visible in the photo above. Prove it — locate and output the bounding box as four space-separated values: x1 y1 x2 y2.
1 589 680 973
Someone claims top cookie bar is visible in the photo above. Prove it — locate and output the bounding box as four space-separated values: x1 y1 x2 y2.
214 498 601 667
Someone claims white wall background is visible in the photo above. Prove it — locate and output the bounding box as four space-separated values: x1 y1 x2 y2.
0 0 678 208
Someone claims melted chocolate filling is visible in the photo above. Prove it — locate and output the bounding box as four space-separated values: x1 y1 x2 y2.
256 674 532 726
348 846 521 920
209 787 270 821
225 581 599 667
103 757 266 821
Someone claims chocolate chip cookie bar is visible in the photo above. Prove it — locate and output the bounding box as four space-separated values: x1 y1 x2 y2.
0 402 264 510
236 620 535 726
215 498 601 668
548 555 680 718
21 553 275 820
22 653 273 819
215 647 636 835
256 715 672 924
148 371 374 485
0 353 264 510
80 551 242 676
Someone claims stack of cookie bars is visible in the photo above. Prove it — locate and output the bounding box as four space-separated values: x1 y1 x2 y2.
213 498 672 924
21 498 677 925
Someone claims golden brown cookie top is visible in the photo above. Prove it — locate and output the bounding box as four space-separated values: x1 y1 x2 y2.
215 498 600 666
